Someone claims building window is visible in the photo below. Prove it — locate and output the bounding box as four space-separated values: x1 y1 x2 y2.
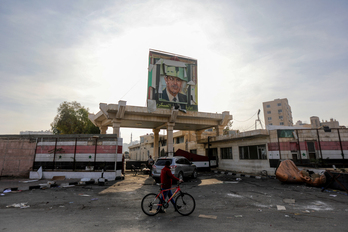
221 147 232 159
239 145 267 160
277 103 281 106
280 122 284 125
176 136 185 144
279 116 283 120
268 117 272 120
190 149 197 154
267 111 271 114
151 143 154 148
278 109 282 113
266 105 270 108
269 123 273 125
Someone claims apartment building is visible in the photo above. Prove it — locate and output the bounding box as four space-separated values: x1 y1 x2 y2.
263 98 293 127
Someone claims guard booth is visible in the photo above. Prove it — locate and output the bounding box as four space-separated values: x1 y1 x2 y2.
30 134 123 180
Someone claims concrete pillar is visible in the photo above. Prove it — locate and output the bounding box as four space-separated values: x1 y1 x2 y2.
153 129 160 159
167 122 175 157
216 125 225 136
195 130 203 141
100 126 108 134
112 119 121 138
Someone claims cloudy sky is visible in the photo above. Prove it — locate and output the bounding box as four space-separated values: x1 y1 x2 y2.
1 0 347 143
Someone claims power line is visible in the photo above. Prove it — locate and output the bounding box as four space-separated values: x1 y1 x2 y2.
120 79 141 99
233 111 258 122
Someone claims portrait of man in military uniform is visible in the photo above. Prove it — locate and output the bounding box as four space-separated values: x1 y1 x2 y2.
161 66 187 103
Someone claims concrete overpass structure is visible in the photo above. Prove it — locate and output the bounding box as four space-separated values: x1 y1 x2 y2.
88 100 232 157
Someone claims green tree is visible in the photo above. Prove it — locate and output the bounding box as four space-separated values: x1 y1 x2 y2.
51 101 100 134
223 121 233 135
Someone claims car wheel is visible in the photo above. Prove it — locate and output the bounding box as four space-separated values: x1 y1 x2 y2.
192 169 197 179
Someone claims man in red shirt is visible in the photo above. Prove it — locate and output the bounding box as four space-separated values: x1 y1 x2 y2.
159 160 183 213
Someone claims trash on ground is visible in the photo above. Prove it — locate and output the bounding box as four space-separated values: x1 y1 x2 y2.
3 189 11 193
79 194 90 197
234 215 243 218
199 214 217 219
60 183 71 187
19 180 39 183
6 203 30 208
52 176 65 180
224 181 239 184
283 199 296 204
277 205 286 210
330 195 337 197
236 178 242 181
91 198 98 201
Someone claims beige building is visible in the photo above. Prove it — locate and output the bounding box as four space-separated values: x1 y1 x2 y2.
129 130 215 161
263 98 293 127
321 118 340 128
297 117 342 129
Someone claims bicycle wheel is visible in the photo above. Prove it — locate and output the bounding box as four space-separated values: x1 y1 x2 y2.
141 193 161 216
175 193 195 216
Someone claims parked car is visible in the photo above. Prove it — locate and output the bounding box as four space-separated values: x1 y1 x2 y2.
151 156 197 182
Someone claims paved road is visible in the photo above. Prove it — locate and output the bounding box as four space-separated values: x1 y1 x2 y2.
1 172 347 232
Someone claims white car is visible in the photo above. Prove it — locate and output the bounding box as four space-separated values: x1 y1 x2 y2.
151 156 197 182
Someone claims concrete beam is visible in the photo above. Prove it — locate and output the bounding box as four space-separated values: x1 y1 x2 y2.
169 107 179 123
116 100 127 119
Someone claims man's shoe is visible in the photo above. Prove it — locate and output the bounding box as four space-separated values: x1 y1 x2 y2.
158 208 166 213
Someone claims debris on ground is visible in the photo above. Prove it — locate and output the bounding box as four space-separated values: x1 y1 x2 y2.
283 199 296 204
275 160 326 187
6 203 30 209
199 214 217 219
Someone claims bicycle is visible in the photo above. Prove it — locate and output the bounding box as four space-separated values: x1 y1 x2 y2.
141 182 195 216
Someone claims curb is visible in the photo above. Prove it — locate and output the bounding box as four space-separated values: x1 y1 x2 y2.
212 170 276 180
1 176 124 193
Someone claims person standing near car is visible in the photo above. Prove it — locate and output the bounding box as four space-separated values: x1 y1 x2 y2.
159 160 183 213
147 155 154 176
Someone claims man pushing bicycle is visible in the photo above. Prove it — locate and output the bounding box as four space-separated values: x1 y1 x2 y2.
159 160 184 213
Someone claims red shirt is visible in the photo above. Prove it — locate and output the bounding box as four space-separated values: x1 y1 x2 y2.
160 165 180 189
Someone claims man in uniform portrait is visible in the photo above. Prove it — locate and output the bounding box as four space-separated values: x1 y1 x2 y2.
161 66 187 103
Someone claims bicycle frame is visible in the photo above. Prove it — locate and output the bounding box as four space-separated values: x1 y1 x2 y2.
156 184 181 207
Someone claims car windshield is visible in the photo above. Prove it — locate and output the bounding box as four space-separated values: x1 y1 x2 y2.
155 159 173 166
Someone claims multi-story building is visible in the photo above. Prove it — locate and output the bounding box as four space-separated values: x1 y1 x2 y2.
263 98 293 127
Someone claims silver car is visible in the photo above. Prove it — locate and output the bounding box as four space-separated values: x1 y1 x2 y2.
151 156 197 182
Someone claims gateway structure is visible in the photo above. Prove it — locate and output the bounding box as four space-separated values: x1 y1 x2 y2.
88 100 232 158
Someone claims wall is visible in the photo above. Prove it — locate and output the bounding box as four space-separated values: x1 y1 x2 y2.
0 136 36 177
211 135 274 175
0 135 123 178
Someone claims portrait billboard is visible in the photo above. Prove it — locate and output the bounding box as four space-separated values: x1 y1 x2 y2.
147 49 198 112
